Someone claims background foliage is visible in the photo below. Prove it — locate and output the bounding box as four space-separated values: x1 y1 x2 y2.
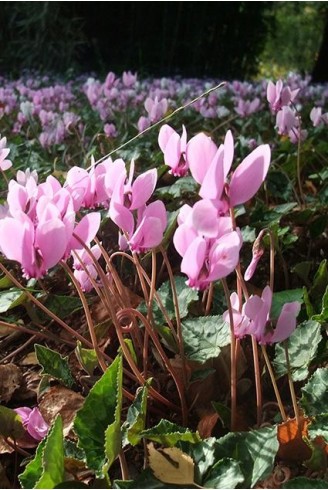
2 2 326 80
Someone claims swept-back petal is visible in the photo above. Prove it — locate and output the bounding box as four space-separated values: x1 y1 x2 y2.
130 169 157 210
191 199 220 238
270 301 301 343
109 201 134 236
223 130 234 178
181 236 207 288
0 215 35 272
199 147 224 200
36 218 67 270
186 133 217 184
229 144 271 207
158 124 176 152
173 223 198 257
70 212 101 249
207 231 241 281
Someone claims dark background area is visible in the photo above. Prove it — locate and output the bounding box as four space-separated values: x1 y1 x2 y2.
0 1 327 81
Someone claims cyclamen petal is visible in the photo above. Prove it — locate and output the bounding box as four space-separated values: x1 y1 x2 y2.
158 124 176 152
207 231 242 282
0 215 35 274
223 130 234 179
181 236 207 289
130 169 157 210
109 201 134 236
187 133 218 184
70 212 101 250
191 199 221 238
270 301 301 343
199 147 225 200
229 144 271 207
173 223 198 257
35 219 67 271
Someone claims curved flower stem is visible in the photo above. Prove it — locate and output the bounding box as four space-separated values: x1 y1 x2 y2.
121 307 187 423
115 309 180 412
204 282 214 315
60 261 107 373
261 345 287 422
251 336 262 427
221 278 237 431
0 262 92 348
119 450 129 480
284 341 300 426
0 320 75 346
159 246 188 392
108 251 179 345
142 250 157 378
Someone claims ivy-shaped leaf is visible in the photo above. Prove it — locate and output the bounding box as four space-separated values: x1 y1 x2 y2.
274 321 321 381
203 457 244 489
213 426 279 488
74 355 123 476
35 344 75 388
140 419 201 446
300 368 328 416
308 413 328 441
182 316 230 363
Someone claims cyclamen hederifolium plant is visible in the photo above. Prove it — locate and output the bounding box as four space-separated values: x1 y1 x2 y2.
0 76 327 490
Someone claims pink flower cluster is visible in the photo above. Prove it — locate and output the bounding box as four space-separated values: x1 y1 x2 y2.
0 141 169 289
267 80 307 143
165 127 271 290
224 286 301 345
0 168 101 279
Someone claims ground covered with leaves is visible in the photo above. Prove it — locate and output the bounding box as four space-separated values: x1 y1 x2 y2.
0 71 327 489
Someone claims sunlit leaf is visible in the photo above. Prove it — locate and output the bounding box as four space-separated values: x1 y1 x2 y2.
0 406 25 440
74 355 123 476
140 419 201 446
19 416 64 489
148 443 195 486
203 457 244 488
122 385 148 447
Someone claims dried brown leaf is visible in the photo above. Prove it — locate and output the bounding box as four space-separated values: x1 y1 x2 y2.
0 363 22 402
39 385 84 437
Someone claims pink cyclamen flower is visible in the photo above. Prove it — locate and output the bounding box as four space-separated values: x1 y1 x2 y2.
122 71 137 87
275 106 298 136
310 107 328 127
179 231 242 290
144 96 168 122
158 124 188 177
244 286 301 344
0 136 12 171
14 407 49 442
267 80 299 113
72 244 102 292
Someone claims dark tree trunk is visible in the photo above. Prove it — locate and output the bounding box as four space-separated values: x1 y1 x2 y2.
312 8 328 83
